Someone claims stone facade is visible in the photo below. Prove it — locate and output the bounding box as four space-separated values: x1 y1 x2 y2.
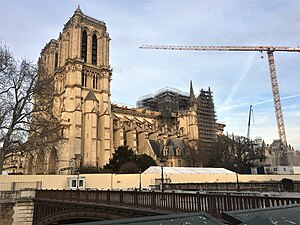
21 7 225 174
3 152 25 175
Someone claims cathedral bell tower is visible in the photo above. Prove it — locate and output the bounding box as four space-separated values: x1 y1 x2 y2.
41 6 113 171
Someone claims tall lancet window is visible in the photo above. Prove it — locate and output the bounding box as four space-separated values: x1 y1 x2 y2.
54 52 58 69
92 34 97 65
81 30 87 62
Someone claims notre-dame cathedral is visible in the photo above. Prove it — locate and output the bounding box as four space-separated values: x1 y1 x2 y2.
24 6 225 174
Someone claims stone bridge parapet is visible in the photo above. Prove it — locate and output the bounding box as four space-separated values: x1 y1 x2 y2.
0 190 35 225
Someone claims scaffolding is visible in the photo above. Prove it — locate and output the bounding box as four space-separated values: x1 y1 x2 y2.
137 86 217 155
137 87 190 127
197 88 216 153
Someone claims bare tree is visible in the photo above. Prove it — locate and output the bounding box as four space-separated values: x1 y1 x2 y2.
201 133 266 173
0 44 62 174
184 147 203 167
206 134 235 168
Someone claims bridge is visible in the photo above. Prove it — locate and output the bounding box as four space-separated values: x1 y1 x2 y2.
32 189 300 224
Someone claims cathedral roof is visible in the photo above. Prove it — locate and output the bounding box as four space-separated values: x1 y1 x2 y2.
149 138 194 158
149 140 163 157
165 138 193 157
85 90 99 102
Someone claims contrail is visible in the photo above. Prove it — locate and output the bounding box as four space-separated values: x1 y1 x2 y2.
219 52 256 113
253 94 300 106
219 94 300 111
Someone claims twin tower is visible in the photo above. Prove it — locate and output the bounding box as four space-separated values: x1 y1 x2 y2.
39 6 112 172
34 7 220 174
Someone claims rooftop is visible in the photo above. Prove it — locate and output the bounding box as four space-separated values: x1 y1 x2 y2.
143 166 235 175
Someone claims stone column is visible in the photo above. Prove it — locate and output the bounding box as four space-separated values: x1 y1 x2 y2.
97 37 102 66
87 34 92 64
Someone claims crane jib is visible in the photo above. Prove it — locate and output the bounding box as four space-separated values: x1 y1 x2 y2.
140 45 300 52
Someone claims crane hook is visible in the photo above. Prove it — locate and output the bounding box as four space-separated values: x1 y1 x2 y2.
260 50 264 59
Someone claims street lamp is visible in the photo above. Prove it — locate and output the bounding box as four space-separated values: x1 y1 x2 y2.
233 162 240 191
74 154 82 190
139 169 142 191
160 159 165 191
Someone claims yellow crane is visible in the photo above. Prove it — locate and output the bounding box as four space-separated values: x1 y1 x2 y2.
140 45 300 145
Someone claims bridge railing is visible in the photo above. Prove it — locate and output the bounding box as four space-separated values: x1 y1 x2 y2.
35 189 300 214
165 181 300 192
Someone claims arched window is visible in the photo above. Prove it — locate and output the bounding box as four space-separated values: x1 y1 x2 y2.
93 74 96 89
92 34 97 65
65 33 70 59
35 150 45 174
81 71 85 87
81 71 87 87
96 77 98 89
81 30 87 62
48 148 58 175
54 52 58 69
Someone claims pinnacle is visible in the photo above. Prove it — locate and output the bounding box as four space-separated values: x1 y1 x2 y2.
74 5 83 14
189 80 196 105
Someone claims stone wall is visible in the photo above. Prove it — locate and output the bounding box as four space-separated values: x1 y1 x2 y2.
0 202 14 225
0 190 35 225
12 200 34 225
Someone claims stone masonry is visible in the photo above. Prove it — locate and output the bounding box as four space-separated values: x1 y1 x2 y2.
0 190 35 225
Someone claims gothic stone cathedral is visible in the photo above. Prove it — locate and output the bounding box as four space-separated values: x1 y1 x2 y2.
28 7 224 174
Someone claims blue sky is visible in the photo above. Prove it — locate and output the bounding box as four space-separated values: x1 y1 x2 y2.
1 0 299 149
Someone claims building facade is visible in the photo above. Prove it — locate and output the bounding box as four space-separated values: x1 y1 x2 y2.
20 7 225 174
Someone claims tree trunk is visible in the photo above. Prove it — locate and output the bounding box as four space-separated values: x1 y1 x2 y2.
0 150 5 174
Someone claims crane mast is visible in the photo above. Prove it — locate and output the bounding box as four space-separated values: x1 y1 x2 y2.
267 50 287 144
140 45 300 145
247 105 253 141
